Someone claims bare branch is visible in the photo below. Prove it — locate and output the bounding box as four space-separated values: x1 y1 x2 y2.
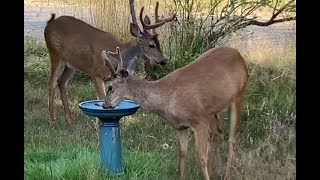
244 16 295 26
241 2 262 17
241 0 295 27
266 0 296 13
270 0 295 22
170 0 296 49
272 0 280 17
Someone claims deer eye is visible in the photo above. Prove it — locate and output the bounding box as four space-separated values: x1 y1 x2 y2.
108 86 113 91
149 44 155 48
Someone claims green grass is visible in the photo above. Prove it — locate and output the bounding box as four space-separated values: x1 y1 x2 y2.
24 144 177 180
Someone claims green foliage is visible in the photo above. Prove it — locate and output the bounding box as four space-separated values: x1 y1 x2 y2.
144 0 295 78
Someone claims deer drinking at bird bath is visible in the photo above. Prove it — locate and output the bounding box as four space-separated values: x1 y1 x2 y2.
101 46 249 180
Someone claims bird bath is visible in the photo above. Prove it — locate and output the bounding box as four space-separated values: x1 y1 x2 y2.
78 99 140 176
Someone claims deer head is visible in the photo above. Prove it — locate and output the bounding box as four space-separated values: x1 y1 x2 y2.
129 1 176 65
101 47 133 108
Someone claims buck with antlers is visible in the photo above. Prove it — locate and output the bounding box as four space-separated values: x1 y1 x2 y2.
101 47 249 180
44 1 176 126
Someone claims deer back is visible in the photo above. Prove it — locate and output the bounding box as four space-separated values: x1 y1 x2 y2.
156 46 249 113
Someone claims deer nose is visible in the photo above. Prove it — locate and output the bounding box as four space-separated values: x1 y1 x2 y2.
102 103 111 109
160 60 166 65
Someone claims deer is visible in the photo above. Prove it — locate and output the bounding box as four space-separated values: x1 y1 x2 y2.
43 0 176 126
101 46 249 180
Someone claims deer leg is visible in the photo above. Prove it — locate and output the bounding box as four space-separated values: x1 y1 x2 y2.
92 77 107 140
48 57 64 126
57 66 75 125
208 114 220 178
177 128 189 180
193 123 210 180
224 96 241 180
215 113 223 133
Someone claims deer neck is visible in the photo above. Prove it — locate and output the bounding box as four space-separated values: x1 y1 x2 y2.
125 76 165 113
120 40 141 62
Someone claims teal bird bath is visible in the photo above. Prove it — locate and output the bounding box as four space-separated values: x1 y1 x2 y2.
79 99 140 176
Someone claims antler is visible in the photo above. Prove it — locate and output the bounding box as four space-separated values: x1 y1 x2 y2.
140 1 176 31
129 0 138 25
102 50 116 76
101 47 123 76
155 2 160 23
114 47 123 74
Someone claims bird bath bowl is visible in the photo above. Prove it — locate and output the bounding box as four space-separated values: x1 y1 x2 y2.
79 99 140 176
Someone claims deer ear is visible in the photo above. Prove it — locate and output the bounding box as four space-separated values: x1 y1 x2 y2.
130 23 143 38
116 47 121 54
118 68 129 78
106 51 118 60
106 50 120 62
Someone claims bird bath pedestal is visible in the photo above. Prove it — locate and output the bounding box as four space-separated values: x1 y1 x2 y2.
79 100 140 176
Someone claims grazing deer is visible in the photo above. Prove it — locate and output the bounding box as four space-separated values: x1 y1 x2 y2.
44 1 176 126
102 47 249 180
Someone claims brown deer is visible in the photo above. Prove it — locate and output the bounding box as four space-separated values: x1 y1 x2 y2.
44 1 176 126
101 47 249 180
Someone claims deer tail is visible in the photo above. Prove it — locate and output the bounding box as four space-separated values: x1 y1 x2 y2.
47 13 56 24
